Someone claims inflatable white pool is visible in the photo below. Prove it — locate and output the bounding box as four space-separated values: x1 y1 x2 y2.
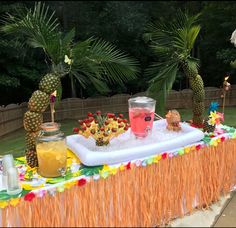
66 119 204 166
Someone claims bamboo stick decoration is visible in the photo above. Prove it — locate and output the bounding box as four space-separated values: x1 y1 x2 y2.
50 90 57 123
154 113 164 120
221 76 231 114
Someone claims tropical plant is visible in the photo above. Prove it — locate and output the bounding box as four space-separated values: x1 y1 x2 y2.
1 2 139 97
143 10 205 126
1 2 139 167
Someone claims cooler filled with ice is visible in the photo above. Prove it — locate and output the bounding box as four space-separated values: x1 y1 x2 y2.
66 119 204 166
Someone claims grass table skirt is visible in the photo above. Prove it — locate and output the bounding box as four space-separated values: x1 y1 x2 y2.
1 139 236 227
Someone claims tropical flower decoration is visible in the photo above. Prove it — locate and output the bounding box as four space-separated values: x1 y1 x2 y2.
73 111 130 146
208 102 219 114
64 55 73 65
207 111 224 126
50 90 57 123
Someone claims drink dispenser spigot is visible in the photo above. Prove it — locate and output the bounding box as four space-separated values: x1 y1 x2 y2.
128 96 156 138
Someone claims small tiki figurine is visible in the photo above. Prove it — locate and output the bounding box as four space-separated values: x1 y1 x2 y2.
165 110 181 132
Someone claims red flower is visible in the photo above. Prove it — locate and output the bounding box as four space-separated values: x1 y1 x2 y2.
73 127 79 133
126 162 131 169
210 135 215 138
77 178 86 187
119 114 124 118
96 111 101 116
196 144 201 150
24 192 36 202
84 119 90 124
123 119 128 123
88 117 94 122
107 113 115 118
79 120 84 126
87 112 93 117
162 153 168 159
220 136 225 142
124 126 129 131
81 126 87 131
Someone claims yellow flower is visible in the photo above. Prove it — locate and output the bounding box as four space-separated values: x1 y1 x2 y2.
210 140 218 147
64 55 72 65
208 118 216 126
184 147 191 154
64 181 76 189
26 166 37 173
153 156 159 163
0 201 8 209
16 157 26 162
102 165 110 172
157 155 162 161
209 111 218 120
67 149 80 163
109 167 118 175
9 198 20 207
21 183 44 190
119 164 125 171
72 170 81 177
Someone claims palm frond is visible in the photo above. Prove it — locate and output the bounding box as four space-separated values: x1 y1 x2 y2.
1 2 61 64
147 63 178 115
85 38 139 85
144 10 201 113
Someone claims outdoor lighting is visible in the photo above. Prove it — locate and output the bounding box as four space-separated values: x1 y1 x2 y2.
222 75 231 114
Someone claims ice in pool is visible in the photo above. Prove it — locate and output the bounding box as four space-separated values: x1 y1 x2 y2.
66 119 204 166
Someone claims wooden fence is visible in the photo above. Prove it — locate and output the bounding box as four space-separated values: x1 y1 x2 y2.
0 86 236 137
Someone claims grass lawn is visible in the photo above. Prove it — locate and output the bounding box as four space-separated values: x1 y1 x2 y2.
0 107 235 158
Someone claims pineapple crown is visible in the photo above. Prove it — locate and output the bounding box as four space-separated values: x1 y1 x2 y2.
208 102 219 114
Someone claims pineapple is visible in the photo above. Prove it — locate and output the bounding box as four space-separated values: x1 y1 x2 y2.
193 101 204 116
24 72 62 168
189 75 204 92
39 73 61 95
25 131 39 150
25 149 38 168
193 89 204 102
23 111 43 132
182 63 205 125
28 90 50 113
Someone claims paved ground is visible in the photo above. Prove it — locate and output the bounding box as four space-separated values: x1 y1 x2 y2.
213 191 236 227
169 191 236 227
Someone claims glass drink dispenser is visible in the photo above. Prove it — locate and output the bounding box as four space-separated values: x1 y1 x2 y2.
128 96 156 138
36 122 67 178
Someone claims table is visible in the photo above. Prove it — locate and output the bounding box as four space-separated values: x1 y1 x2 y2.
0 124 236 227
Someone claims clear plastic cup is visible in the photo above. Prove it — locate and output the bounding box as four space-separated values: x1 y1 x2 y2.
128 96 156 138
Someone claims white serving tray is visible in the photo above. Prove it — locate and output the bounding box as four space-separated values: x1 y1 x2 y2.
66 119 204 166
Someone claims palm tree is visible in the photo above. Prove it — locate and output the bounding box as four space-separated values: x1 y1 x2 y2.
1 2 139 97
143 11 205 126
